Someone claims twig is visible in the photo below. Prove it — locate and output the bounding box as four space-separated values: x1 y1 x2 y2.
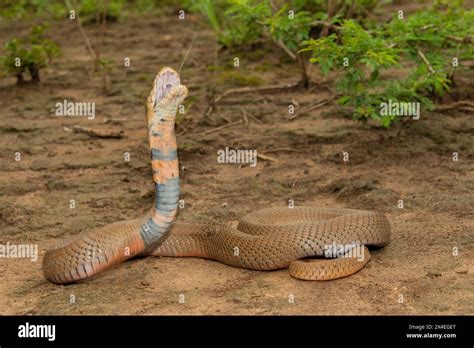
73 0 96 61
435 100 474 112
296 54 310 88
420 24 435 31
179 27 198 73
268 0 278 13
216 81 301 102
359 4 377 20
269 21 308 86
437 106 474 113
257 153 278 162
240 107 249 126
346 0 356 18
320 0 337 37
205 39 219 118
417 49 435 74
96 0 108 67
202 120 242 135
447 35 473 44
311 20 342 32
204 80 301 117
288 97 334 120
73 125 124 138
247 113 263 124
271 37 296 61
102 117 128 124
217 113 232 124
263 147 303 154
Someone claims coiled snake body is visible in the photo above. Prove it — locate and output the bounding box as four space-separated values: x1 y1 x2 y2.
43 67 390 284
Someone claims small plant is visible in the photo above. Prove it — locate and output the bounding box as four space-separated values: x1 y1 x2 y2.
188 0 388 88
65 0 125 23
0 0 65 20
220 0 270 47
263 4 313 85
264 5 312 53
303 2 474 127
0 25 60 84
96 57 114 92
183 0 270 48
187 0 473 127
302 20 401 126
189 0 391 49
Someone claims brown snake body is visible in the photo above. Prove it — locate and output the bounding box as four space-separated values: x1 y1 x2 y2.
42 67 390 284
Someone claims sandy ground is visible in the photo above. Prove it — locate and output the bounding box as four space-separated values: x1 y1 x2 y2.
0 11 473 315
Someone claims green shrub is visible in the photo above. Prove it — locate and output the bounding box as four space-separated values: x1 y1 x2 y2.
0 0 65 20
0 25 60 84
64 0 125 22
302 20 402 126
264 4 312 53
182 0 270 48
303 2 474 127
185 0 473 127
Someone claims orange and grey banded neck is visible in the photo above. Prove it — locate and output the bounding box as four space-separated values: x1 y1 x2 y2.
42 67 187 284
141 67 187 252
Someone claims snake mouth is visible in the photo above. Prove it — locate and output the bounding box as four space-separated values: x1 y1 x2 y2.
155 67 181 104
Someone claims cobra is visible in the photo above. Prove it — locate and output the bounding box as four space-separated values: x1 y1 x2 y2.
42 67 390 284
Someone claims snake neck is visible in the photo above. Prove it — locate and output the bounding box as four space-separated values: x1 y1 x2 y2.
140 124 179 254
139 72 183 254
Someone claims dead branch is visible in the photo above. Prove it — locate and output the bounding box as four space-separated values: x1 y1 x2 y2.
204 80 302 117
447 35 474 44
217 113 232 124
288 97 334 120
435 100 474 112
102 117 128 124
202 120 242 135
271 37 296 61
247 113 263 124
73 0 96 61
268 0 279 13
320 0 337 37
257 153 278 162
263 147 303 154
240 108 249 126
311 20 342 32
179 26 198 73
72 125 124 138
96 0 108 66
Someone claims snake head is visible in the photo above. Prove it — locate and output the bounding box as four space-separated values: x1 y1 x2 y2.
146 67 188 126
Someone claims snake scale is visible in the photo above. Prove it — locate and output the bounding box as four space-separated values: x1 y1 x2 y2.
42 67 390 284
